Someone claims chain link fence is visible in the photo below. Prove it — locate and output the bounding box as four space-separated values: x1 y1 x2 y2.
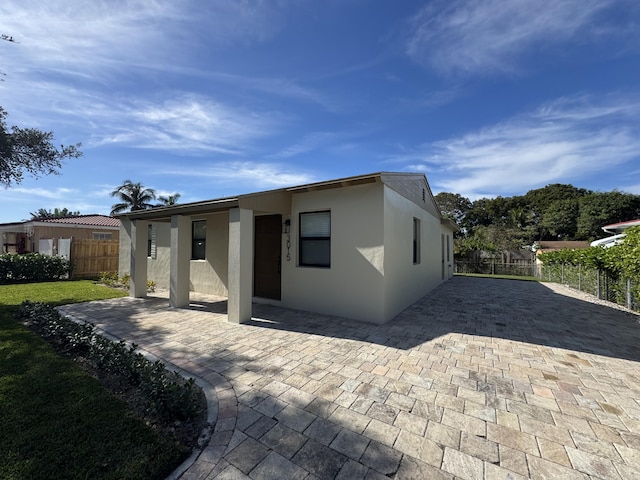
455 260 537 277
537 263 638 312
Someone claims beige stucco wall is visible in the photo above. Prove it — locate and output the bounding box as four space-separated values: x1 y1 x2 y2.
281 183 387 323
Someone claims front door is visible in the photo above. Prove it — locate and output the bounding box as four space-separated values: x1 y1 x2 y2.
254 214 282 300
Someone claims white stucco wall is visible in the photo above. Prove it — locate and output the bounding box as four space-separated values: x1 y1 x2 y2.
281 183 387 323
188 212 229 296
147 222 170 287
119 213 229 296
382 186 446 321
118 220 132 277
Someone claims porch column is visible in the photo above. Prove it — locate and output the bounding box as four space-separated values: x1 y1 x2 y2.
129 219 148 298
170 214 191 308
228 207 253 323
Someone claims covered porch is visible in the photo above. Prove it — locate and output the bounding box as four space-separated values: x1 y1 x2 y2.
119 189 292 324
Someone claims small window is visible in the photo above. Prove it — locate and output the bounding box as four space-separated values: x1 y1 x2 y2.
446 235 450 262
413 218 421 264
147 224 156 258
192 220 206 260
299 211 330 267
92 232 113 240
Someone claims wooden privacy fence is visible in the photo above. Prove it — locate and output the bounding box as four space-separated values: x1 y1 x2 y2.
70 239 119 278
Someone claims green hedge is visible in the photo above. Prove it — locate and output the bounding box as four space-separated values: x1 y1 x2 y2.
17 301 201 421
537 226 640 304
0 253 71 284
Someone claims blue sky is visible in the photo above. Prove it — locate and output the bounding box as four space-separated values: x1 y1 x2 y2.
1 0 639 223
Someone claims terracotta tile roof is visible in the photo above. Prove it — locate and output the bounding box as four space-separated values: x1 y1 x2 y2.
39 215 120 228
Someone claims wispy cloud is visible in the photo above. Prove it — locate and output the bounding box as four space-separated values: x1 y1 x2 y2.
405 0 630 76
158 161 316 190
92 94 278 154
0 79 279 154
0 0 287 76
269 131 353 159
6 187 77 199
407 94 640 197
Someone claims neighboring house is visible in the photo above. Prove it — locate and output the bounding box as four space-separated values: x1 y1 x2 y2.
0 215 120 256
590 219 640 248
534 240 591 253
117 172 458 325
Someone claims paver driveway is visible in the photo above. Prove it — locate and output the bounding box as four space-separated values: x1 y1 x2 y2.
58 276 640 479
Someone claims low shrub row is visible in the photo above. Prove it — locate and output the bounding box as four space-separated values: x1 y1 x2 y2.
0 253 71 283
17 301 200 421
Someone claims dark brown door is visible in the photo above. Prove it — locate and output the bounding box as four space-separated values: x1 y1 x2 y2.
254 214 282 300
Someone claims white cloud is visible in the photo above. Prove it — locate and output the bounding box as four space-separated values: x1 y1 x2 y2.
405 0 628 76
0 81 278 154
6 187 77 199
92 94 278 154
413 94 640 197
0 0 287 76
159 161 315 190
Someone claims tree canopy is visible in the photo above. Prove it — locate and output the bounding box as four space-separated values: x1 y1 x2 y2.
110 180 157 215
0 107 82 187
436 185 640 257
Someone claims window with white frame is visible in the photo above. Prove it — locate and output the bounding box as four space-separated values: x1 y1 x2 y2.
192 220 206 260
413 218 421 264
299 211 331 267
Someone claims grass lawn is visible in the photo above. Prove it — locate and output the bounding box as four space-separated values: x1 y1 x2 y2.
0 281 189 480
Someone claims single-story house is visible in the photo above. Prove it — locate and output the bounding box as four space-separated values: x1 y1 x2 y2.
0 215 120 256
117 172 458 324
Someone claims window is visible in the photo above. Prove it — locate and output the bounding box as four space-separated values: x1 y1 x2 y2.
413 218 421 264
446 235 450 262
299 211 330 267
147 224 156 258
92 232 112 240
192 220 206 260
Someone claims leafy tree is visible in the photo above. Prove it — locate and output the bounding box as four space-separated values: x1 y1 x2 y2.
0 107 82 187
540 199 579 239
618 226 640 284
156 193 181 207
30 207 81 219
577 191 640 240
435 192 471 225
110 180 156 215
523 184 590 240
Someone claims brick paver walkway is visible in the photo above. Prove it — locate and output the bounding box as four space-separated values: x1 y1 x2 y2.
58 277 640 479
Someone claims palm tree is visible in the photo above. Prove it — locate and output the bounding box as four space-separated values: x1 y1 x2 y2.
30 207 80 219
156 193 181 207
110 179 156 215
